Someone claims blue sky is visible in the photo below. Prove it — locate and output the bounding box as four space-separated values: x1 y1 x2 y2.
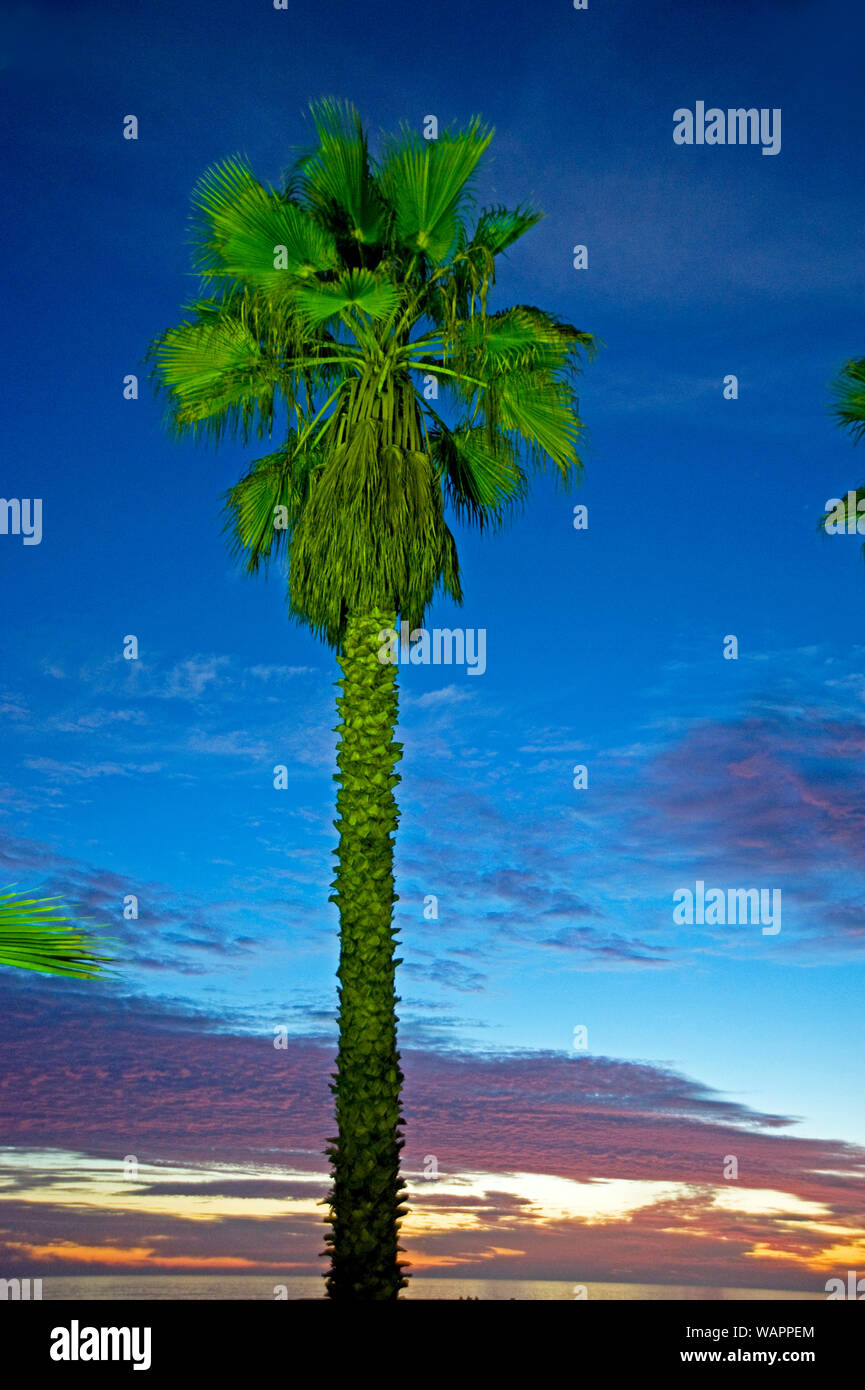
1 0 864 1286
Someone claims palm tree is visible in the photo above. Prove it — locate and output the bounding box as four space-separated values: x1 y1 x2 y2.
0 887 113 977
819 357 865 549
148 99 594 1300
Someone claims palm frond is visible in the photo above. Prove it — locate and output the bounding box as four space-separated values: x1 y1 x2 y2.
424 306 592 481
495 374 585 477
290 98 387 248
292 268 401 327
288 417 462 645
818 487 865 558
222 439 316 573
191 157 339 289
431 426 527 529
830 358 865 444
0 887 116 979
470 204 543 257
148 311 280 441
453 304 593 373
378 118 494 263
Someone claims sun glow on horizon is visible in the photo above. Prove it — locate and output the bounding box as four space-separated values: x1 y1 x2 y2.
2 1149 861 1281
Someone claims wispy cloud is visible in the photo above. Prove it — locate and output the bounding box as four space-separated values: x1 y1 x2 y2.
0 987 861 1286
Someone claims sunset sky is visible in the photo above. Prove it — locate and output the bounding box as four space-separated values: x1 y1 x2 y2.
1 0 864 1291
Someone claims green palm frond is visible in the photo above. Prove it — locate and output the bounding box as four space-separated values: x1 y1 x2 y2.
830 358 865 444
148 311 280 441
289 420 461 645
0 888 115 979
223 438 316 573
470 204 543 257
432 426 527 529
451 304 594 375
292 99 388 248
292 268 401 326
818 487 865 564
378 118 493 263
191 158 340 289
494 375 585 477
820 359 865 561
422 307 592 481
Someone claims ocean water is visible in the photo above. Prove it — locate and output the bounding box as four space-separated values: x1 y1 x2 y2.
35 1277 825 1301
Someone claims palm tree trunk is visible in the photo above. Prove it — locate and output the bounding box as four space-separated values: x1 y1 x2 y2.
325 607 408 1300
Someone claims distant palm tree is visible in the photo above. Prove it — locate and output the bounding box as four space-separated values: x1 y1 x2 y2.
148 99 593 1300
0 887 113 977
819 357 865 550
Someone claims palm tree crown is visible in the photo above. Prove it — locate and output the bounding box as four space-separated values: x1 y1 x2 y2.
150 99 594 643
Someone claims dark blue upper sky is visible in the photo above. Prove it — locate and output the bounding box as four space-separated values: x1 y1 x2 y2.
2 0 864 1171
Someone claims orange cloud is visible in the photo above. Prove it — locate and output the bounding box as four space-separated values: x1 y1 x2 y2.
5 1240 300 1271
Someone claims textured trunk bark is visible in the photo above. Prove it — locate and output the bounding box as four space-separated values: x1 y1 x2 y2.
324 607 408 1300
